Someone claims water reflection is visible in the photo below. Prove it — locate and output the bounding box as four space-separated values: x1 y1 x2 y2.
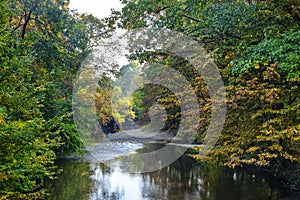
90 163 144 199
46 160 92 200
46 144 299 200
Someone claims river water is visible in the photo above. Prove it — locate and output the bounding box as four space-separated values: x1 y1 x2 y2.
46 142 299 200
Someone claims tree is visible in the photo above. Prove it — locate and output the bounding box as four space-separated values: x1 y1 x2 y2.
0 1 59 198
0 0 110 197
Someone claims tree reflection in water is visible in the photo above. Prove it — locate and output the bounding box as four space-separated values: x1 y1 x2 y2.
46 144 298 200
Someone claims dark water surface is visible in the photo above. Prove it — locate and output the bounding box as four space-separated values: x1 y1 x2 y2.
46 143 299 200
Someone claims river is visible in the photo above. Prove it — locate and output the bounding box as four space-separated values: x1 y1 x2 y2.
45 142 299 200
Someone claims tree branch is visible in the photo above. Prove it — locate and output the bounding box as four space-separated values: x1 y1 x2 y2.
153 6 170 14
182 14 201 23
21 5 37 39
21 11 31 39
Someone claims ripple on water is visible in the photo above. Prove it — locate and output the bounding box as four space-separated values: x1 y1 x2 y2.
84 141 144 163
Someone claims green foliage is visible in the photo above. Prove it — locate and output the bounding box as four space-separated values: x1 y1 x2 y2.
231 29 300 80
0 118 59 198
45 116 83 156
0 0 108 197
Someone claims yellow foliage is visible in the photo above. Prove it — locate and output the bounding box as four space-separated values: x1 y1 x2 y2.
241 158 257 165
0 115 4 125
0 173 8 181
15 121 26 129
246 146 259 153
